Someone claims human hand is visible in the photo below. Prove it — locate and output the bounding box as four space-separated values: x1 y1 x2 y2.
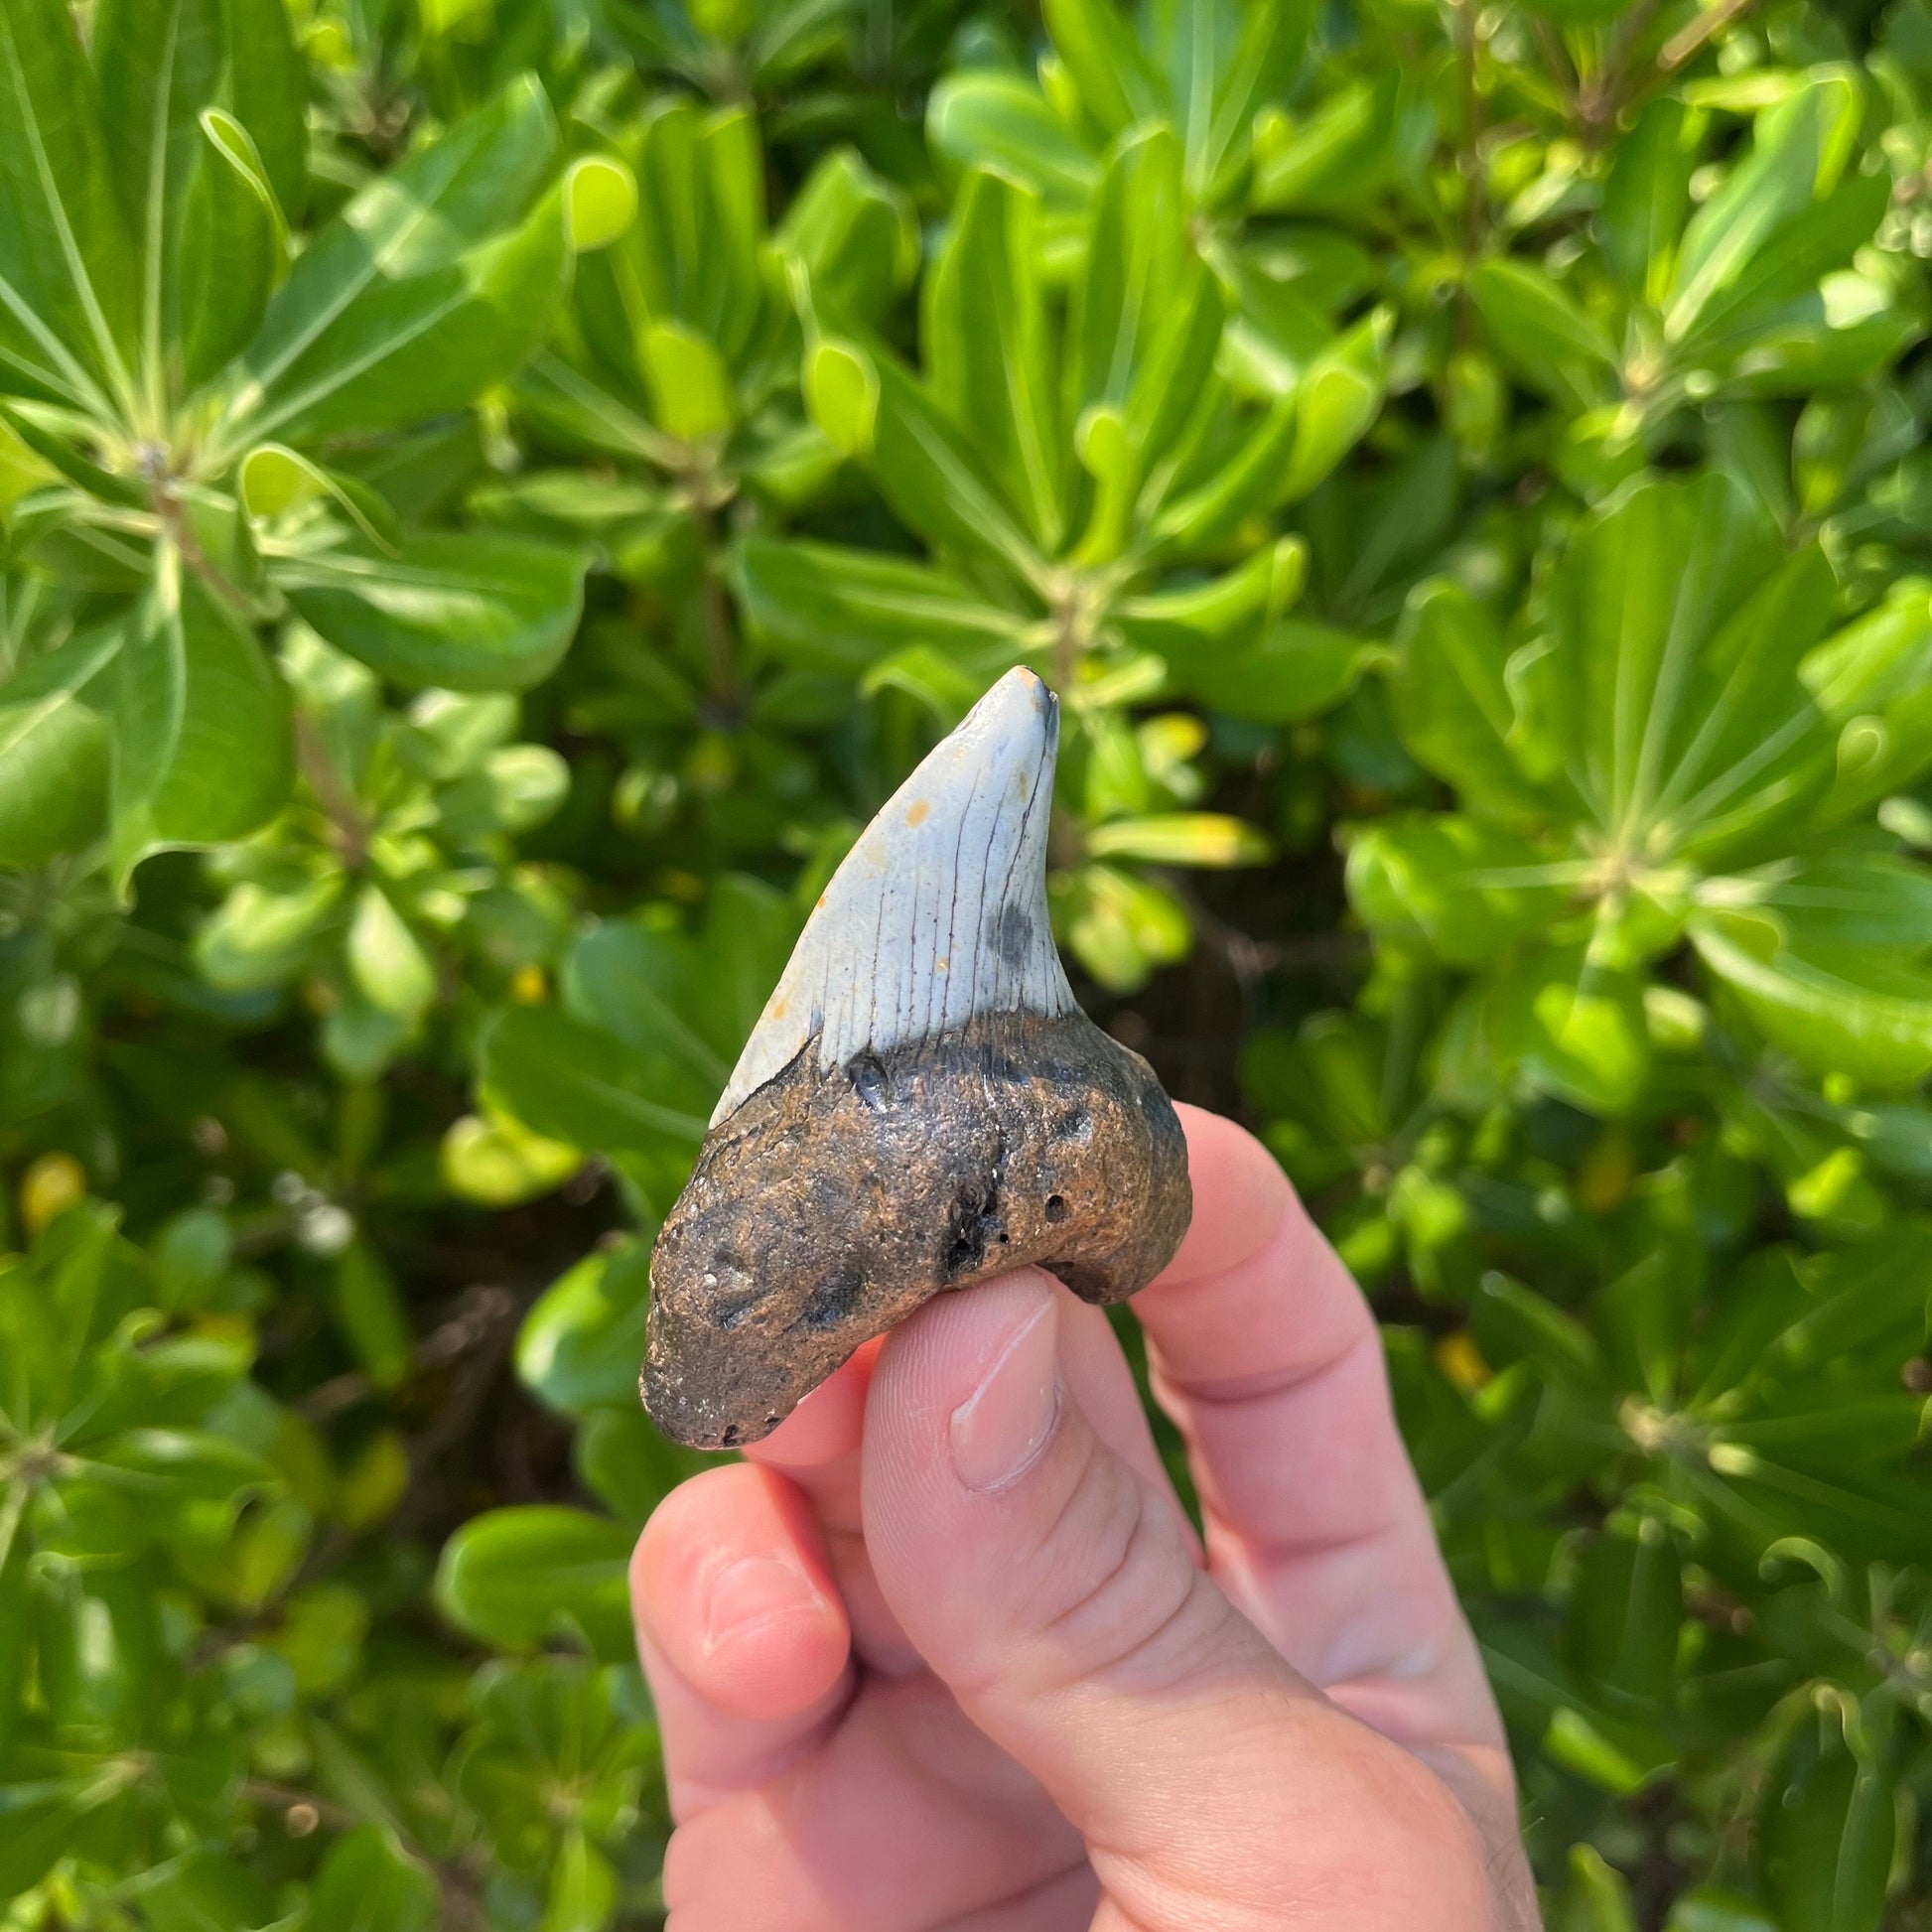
630 1104 1539 1929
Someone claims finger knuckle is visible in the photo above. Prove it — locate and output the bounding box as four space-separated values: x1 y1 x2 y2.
1026 1443 1225 1697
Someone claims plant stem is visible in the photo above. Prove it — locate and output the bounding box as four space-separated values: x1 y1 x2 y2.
148 483 253 623
1581 0 1665 134
294 712 372 868
1656 0 1757 73
243 1780 489 1925
690 491 740 710
1529 16 1580 122
300 1282 515 1420
1052 609 1080 693
0 1478 28 1578
1452 0 1487 260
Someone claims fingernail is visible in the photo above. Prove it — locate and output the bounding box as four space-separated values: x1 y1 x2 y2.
949 1298 1061 1492
702 1555 821 1652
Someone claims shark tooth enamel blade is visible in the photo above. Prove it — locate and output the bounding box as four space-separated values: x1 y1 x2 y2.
642 667 1192 1449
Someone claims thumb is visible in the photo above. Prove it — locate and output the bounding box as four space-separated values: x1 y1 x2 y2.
861 1271 1491 1928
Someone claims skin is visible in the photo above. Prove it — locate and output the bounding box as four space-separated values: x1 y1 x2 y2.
631 1104 1542 1931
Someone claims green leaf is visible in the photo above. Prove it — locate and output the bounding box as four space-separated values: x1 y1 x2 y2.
1251 74 1401 211
35 1562 160 1725
1126 581 1368 724
1275 311 1389 502
1545 473 1832 862
1042 0 1165 137
515 1240 651 1418
1487 941 1652 1114
1741 849 1932 950
1346 814 1565 966
835 345 1048 587
131 1852 278 1932
235 442 323 520
1062 860 1191 991
1553 1845 1640 1931
802 334 878 458
332 1239 412 1392
274 528 588 692
776 147 917 332
574 1405 712 1527
622 100 764 368
863 642 993 726
351 885 438 1020
1600 99 1696 304
109 546 292 883
1114 537 1302 655
478 1005 711 1157
1146 309 1386 555
94 0 304 399
1468 259 1617 411
1676 171 1891 371
186 0 305 219
441 1109 581 1207
179 110 290 384
1086 812 1273 867
0 1772 91 1896
1065 126 1225 553
1662 1891 1777 1932
925 168 1063 553
1567 1528 1681 1710
0 625 120 865
565 879 797 1075
543 1828 619 1932
1760 1711 1894 1932
1691 858 1932 1085
195 872 345 988
564 155 637 252
640 320 736 442
733 534 1028 675
1163 0 1313 206
1803 579 1932 721
1767 1226 1932 1375
210 76 563 457
1473 1270 1604 1381
1666 72 1862 346
90 1428 276 1517
435 1505 635 1659
1801 580 1932 816
309 1826 438 1932
0 0 136 417
1391 580 1551 821
927 70 1099 212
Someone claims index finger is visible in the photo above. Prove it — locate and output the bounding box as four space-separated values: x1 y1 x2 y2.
1134 1105 1506 1764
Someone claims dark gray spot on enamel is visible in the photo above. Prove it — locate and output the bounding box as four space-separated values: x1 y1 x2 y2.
990 899 1033 966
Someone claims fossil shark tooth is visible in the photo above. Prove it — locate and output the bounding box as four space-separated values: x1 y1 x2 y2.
642 667 1192 1450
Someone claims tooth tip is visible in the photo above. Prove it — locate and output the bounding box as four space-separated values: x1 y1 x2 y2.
957 666 1056 750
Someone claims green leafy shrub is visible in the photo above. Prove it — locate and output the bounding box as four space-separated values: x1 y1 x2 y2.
3 0 1931 1923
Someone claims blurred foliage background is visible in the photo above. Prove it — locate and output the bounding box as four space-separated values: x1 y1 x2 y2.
2 0 1932 1922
